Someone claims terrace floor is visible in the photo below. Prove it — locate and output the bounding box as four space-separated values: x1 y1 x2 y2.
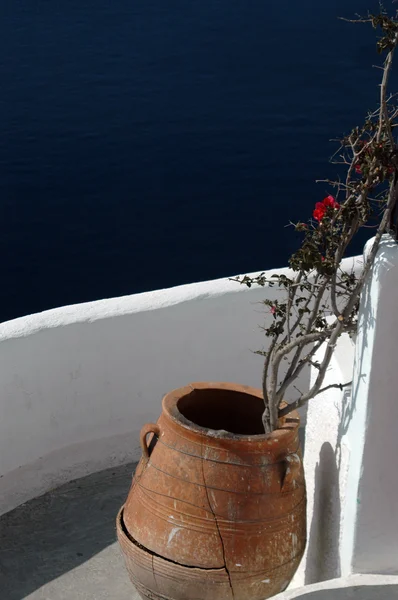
0 431 306 600
2 456 398 600
0 462 140 600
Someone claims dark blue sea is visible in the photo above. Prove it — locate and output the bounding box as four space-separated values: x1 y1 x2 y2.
0 0 387 322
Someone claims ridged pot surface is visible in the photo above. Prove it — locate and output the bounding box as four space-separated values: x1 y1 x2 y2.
118 382 306 600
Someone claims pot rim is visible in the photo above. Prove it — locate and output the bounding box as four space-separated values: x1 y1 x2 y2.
161 381 300 442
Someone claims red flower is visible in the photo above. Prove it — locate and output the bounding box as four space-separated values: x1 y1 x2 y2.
321 256 325 262
313 196 340 222
313 208 325 222
322 195 340 209
313 202 326 222
270 306 276 315
355 164 362 175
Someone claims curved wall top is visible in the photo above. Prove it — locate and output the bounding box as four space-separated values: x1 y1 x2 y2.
0 257 360 515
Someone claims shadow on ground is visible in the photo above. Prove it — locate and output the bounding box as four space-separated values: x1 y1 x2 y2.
0 462 139 600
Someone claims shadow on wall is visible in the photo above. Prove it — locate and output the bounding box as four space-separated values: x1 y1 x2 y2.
337 237 395 458
0 462 136 600
305 442 341 584
289 586 398 600
336 243 377 457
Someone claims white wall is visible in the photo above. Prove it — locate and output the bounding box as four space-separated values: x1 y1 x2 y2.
0 267 288 515
0 257 360 517
341 236 398 575
290 236 398 583
292 333 355 588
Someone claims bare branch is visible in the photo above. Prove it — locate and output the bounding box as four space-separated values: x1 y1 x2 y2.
242 10 398 433
279 381 352 418
338 16 372 24
276 339 325 403
377 32 398 147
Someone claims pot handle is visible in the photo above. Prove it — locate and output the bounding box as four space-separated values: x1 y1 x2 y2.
140 423 161 460
282 453 301 491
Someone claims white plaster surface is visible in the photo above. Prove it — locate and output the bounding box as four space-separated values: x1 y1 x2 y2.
0 257 361 517
292 236 398 582
291 333 355 588
276 575 398 599
338 239 377 575
4 243 398 593
344 236 398 574
0 266 290 515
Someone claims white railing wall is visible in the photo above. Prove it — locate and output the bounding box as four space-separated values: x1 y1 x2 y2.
0 256 360 518
341 236 398 575
0 266 289 515
2 238 397 581
291 332 355 588
292 236 398 586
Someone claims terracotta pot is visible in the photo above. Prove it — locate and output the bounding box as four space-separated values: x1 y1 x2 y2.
117 382 306 600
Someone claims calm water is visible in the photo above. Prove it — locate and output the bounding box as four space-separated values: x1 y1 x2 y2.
0 0 387 322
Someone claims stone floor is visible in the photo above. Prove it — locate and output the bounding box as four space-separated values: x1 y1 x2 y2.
0 462 140 600
2 456 398 600
0 432 307 600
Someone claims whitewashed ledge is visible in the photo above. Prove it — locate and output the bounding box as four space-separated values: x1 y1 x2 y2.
0 255 364 519
276 575 398 599
0 256 359 517
4 236 398 600
291 236 398 586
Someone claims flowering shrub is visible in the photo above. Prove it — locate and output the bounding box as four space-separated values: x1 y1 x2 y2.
234 6 398 433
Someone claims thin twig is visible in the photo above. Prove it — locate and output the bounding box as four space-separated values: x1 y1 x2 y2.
279 381 352 418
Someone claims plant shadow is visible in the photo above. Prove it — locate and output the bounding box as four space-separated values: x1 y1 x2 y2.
305 442 341 584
